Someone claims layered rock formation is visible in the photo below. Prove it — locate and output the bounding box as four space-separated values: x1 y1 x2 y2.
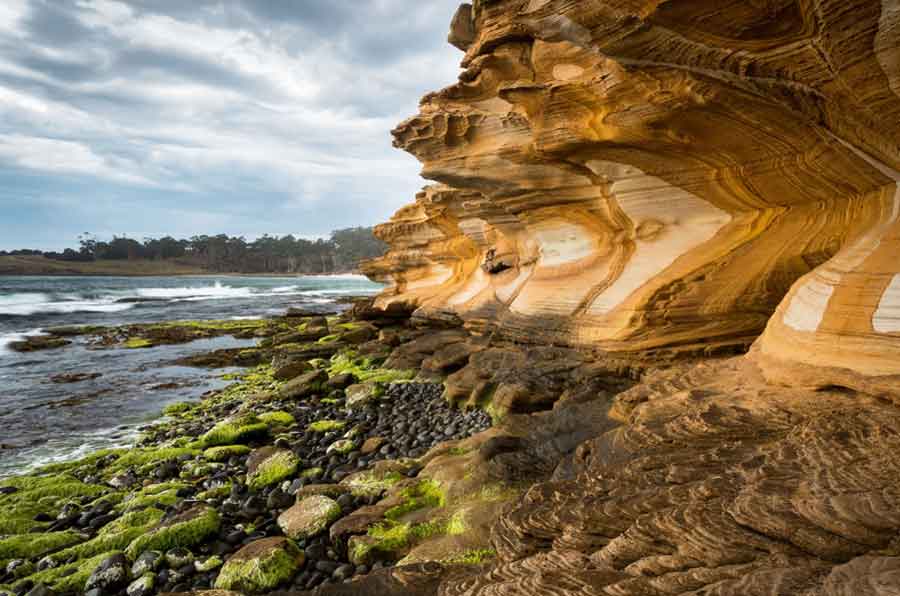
344 2 900 595
362 0 900 398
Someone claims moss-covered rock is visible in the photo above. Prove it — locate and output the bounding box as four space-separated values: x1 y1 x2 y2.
326 439 356 455
0 531 83 561
45 509 164 566
278 369 327 400
307 420 346 433
276 496 342 540
341 468 405 498
203 445 252 462
345 383 383 409
197 416 268 448
258 411 295 427
124 506 220 560
213 537 304 593
246 449 298 491
10 551 116 593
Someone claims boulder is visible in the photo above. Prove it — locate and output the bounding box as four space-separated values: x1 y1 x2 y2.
345 383 382 409
279 369 327 399
213 537 304 593
276 496 342 540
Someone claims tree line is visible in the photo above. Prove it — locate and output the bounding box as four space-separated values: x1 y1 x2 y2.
0 228 387 274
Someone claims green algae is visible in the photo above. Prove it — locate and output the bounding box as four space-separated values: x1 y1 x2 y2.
258 411 295 427
9 550 118 594
203 444 252 462
443 548 496 565
196 483 233 501
117 483 186 513
214 539 304 593
247 451 298 490
198 417 269 448
46 509 164 565
342 470 404 498
326 439 356 455
162 402 193 417
307 419 346 433
0 474 106 536
124 338 155 349
384 479 446 520
195 555 223 572
327 351 415 385
301 467 324 479
0 531 83 561
124 506 220 560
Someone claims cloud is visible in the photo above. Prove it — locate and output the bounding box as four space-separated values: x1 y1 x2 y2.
0 0 462 250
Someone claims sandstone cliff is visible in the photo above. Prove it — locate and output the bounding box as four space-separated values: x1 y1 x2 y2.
345 2 900 595
363 0 900 400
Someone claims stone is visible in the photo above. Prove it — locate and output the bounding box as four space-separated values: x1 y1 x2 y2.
360 437 386 455
276 496 342 540
125 574 154 596
245 448 299 491
213 537 304 593
131 551 162 577
279 369 328 400
345 383 381 409
85 553 129 593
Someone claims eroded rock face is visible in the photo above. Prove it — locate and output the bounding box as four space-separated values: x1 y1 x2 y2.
362 0 900 398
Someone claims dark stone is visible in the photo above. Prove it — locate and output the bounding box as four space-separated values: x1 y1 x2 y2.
85 553 129 593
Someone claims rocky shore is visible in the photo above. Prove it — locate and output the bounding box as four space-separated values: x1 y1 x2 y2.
0 300 510 596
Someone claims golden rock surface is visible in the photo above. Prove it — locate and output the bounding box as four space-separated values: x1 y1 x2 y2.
362 0 900 398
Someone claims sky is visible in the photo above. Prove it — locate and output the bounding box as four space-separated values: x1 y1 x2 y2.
0 0 463 251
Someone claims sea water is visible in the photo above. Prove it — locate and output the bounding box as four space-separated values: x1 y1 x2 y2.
0 275 381 477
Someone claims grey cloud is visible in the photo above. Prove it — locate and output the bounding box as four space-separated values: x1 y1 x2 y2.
0 0 462 251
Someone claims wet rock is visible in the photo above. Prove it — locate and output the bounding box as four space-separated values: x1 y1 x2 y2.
279 369 328 400
125 574 154 596
131 551 162 577
360 437 386 455
345 383 381 409
49 372 102 384
23 584 54 596
271 353 312 382
277 496 342 540
85 553 129 593
245 448 298 491
326 373 356 390
213 537 305 593
165 547 195 569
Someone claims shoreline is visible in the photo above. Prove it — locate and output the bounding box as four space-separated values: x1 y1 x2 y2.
0 301 504 595
0 255 366 278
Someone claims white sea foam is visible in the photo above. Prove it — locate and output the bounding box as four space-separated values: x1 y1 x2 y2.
0 293 134 316
0 328 45 353
136 281 254 300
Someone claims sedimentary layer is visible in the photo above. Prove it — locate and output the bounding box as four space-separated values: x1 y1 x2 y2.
362 0 900 398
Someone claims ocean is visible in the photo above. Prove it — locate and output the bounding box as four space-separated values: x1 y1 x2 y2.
0 275 382 478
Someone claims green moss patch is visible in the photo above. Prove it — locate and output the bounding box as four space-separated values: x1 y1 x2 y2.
204 444 252 462
247 451 298 490
198 416 269 448
10 550 117 594
0 531 83 561
307 420 346 433
125 506 220 560
341 470 404 498
214 537 304 593
46 509 164 566
258 411 295 427
328 351 415 385
124 338 155 349
443 549 496 565
384 479 446 520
